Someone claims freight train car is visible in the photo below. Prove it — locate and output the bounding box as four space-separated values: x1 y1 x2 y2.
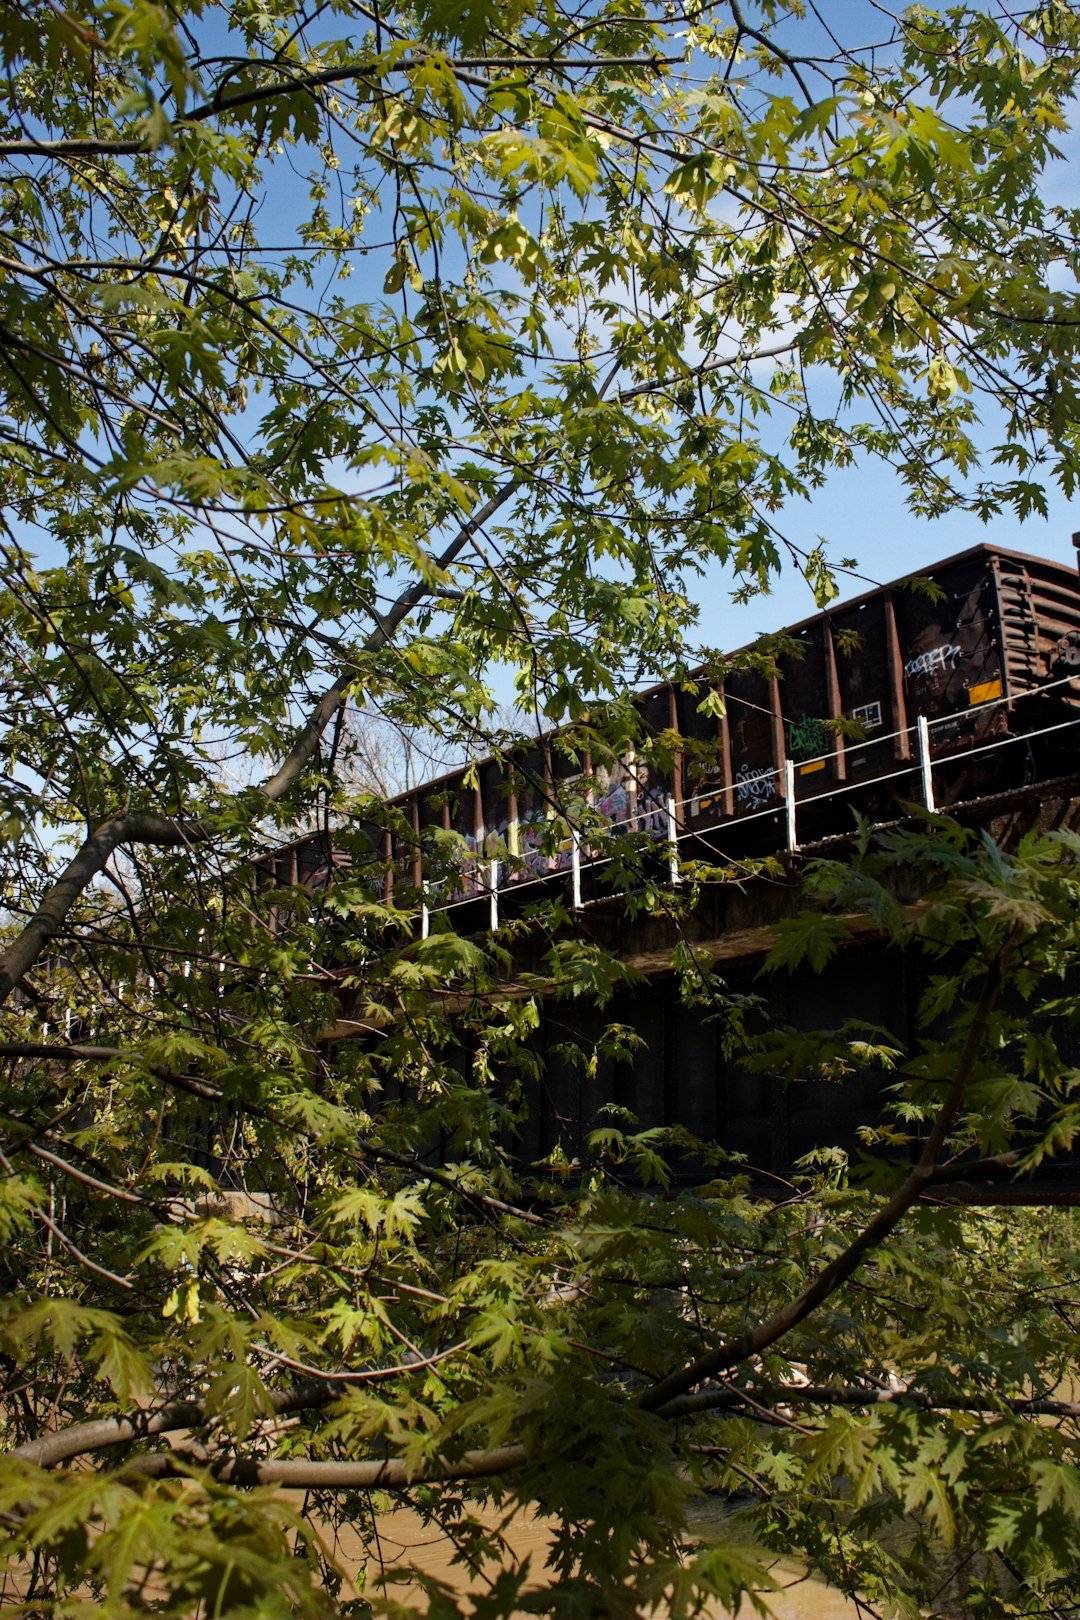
255 542 1080 916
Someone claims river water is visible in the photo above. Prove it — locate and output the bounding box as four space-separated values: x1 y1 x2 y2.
321 1502 866 1618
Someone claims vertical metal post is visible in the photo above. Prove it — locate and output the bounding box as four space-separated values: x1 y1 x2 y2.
717 680 734 817
885 595 911 760
420 883 429 939
917 714 935 811
571 827 582 911
667 794 679 886
785 759 797 851
489 858 499 932
823 621 847 781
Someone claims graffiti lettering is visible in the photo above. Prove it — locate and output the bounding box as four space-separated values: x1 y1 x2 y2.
590 764 631 830
636 787 668 839
595 781 629 825
735 763 775 809
904 643 961 681
516 810 549 878
455 832 485 895
690 782 725 819
787 715 829 760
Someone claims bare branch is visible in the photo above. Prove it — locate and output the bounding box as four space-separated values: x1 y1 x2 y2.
658 1381 1080 1422
11 1380 343 1468
0 816 184 1002
124 1442 529 1489
0 137 146 158
34 1205 134 1291
926 1150 1022 1185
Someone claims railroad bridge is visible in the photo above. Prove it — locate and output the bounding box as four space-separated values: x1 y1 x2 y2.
263 542 1080 1198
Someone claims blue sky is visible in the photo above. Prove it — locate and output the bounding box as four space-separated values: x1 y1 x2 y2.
154 0 1080 666
700 454 1080 653
670 2 1080 651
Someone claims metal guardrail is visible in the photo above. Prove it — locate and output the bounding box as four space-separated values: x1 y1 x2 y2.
422 680 1080 934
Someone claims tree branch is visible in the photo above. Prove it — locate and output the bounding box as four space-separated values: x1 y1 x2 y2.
0 1043 227 1104
0 54 677 159
0 479 519 1008
10 1376 528 1491
0 136 147 158
0 814 188 1003
11 1379 346 1469
617 341 798 403
926 1150 1022 1185
638 937 1017 1412
657 1381 1080 1422
123 1442 529 1490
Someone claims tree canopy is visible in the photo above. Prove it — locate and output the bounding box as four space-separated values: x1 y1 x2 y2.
2 0 1080 1614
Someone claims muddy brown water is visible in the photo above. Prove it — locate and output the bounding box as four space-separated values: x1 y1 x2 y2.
316 1501 865 1618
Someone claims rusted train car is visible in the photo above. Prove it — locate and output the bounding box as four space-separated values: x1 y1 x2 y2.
257 542 1080 911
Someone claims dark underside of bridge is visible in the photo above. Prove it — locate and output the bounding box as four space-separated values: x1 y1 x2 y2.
336 774 1080 1205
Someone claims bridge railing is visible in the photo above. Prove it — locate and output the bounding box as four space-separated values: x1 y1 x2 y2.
420 678 1080 934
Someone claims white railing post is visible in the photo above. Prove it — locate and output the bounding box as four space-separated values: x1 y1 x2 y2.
571 826 582 911
489 858 499 931
785 759 797 851
917 715 936 812
420 882 429 939
666 794 679 885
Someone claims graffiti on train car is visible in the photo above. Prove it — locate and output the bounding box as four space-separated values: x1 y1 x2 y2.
735 763 776 808
905 642 962 681
594 764 630 827
515 809 549 878
484 815 509 859
636 786 669 837
506 769 670 880
787 715 830 760
690 782 726 818
257 546 1080 921
451 815 512 891
458 833 484 895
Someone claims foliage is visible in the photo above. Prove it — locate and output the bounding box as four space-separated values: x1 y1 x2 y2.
1 0 1080 1614
6 821 1080 1617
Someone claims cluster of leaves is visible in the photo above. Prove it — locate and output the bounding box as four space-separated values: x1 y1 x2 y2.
1 0 1080 1614
2 820 1080 1617
0 0 1079 848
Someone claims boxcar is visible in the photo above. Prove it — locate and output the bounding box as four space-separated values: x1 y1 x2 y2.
255 542 1080 910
